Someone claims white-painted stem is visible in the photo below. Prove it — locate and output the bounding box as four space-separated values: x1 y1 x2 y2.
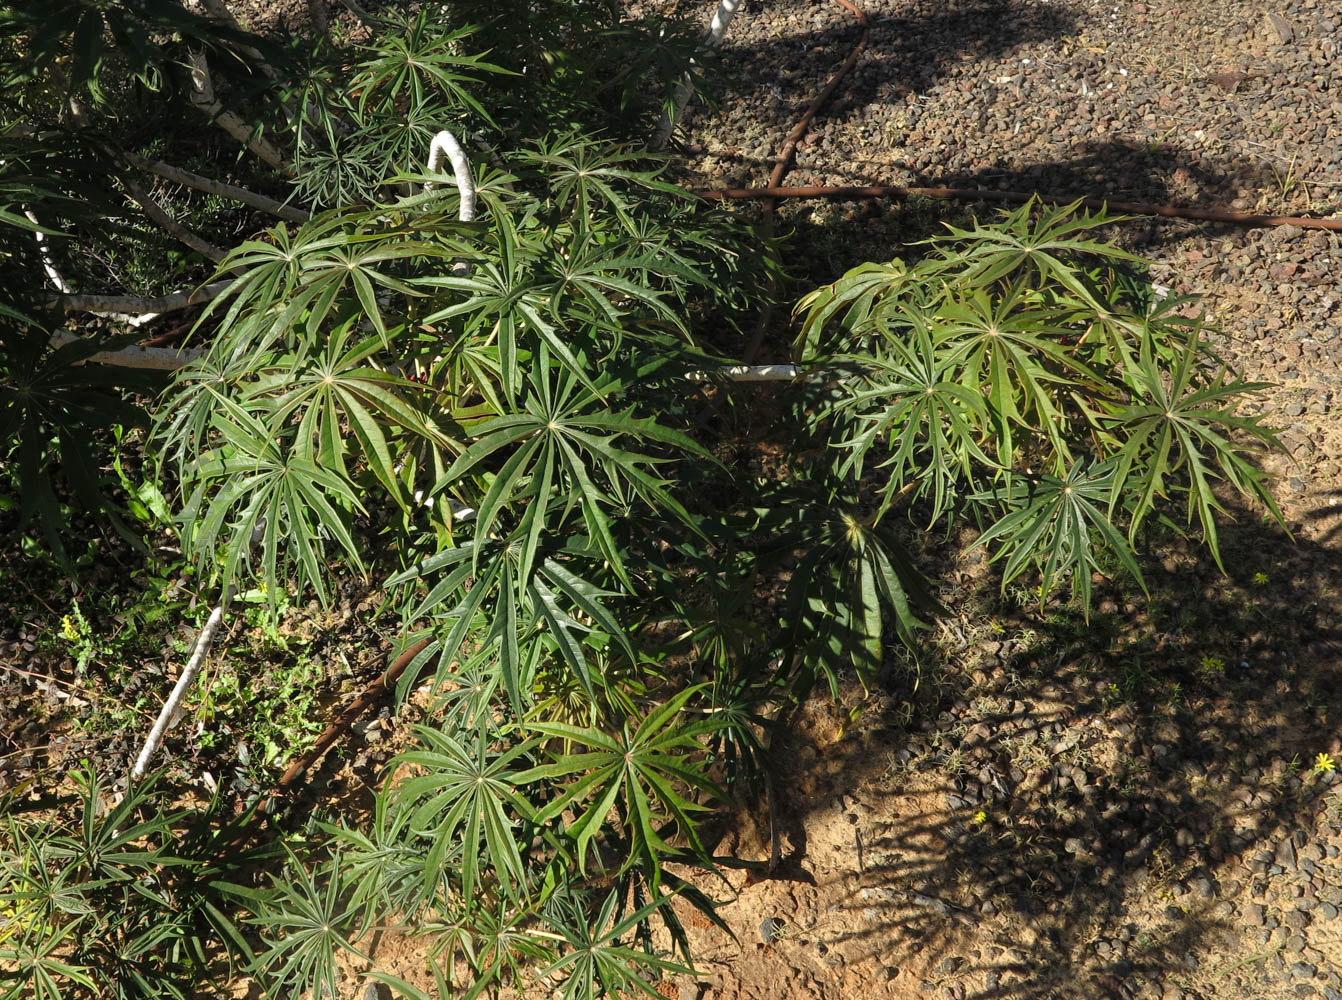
26 211 73 294
47 332 206 370
187 50 294 177
50 336 811 385
50 279 233 322
124 153 311 224
426 129 477 277
686 364 802 382
130 597 229 782
426 129 477 222
655 0 746 149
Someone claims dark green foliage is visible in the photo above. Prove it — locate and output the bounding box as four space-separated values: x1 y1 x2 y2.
0 326 162 565
797 198 1285 612
0 4 1289 1000
0 767 264 1000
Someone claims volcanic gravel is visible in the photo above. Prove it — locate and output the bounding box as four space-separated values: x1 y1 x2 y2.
658 0 1342 532
636 2 1342 999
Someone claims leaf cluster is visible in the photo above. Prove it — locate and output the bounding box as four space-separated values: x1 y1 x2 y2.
796 197 1286 609
0 766 266 1000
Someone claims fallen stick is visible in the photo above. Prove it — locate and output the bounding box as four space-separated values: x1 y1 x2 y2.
130 599 229 782
273 637 432 795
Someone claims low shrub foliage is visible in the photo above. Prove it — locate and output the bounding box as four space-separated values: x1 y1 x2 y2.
0 1 1285 998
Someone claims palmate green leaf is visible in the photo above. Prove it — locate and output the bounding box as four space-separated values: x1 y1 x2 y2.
0 326 160 562
922 196 1146 318
417 208 594 402
369 899 552 1000
178 389 365 606
389 530 637 716
433 352 713 584
1104 330 1286 566
393 725 538 905
539 229 689 341
0 924 96 1000
321 797 430 926
240 321 465 504
970 457 1145 613
793 258 912 360
350 12 505 123
766 494 939 697
539 888 691 1000
198 209 465 358
934 278 1103 472
829 314 993 524
519 686 723 889
519 133 687 233
245 850 366 1000
1 0 286 105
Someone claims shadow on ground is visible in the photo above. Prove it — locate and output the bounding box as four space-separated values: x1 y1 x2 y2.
738 503 1342 999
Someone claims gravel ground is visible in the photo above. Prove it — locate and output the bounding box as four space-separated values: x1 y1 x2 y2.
638 1 1342 999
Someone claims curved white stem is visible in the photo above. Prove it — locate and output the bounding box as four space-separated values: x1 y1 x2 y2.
26 211 72 294
426 129 477 222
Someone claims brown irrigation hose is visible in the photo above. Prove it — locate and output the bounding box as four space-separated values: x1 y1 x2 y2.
743 0 871 366
693 183 1342 231
764 0 870 195
273 637 431 794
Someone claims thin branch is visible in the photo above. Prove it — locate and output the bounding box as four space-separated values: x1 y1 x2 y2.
47 332 206 370
186 49 294 177
130 598 229 782
196 0 339 134
119 174 228 262
124 153 310 223
50 279 232 316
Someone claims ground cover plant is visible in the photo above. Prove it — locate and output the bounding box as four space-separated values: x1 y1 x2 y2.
0 1 1290 998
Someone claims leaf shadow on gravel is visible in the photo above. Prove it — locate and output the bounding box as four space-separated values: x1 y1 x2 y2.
759 504 1342 1000
705 1 1078 146
941 140 1286 203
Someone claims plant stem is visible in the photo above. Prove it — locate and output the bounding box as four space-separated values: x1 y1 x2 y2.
49 280 232 318
130 597 230 782
119 174 228 263
426 129 477 222
124 153 311 224
654 0 746 150
46 332 206 370
186 50 294 177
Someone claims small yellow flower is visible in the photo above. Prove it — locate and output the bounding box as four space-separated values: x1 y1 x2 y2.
1313 752 1337 774
1252 571 1269 586
972 809 988 825
61 615 79 642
